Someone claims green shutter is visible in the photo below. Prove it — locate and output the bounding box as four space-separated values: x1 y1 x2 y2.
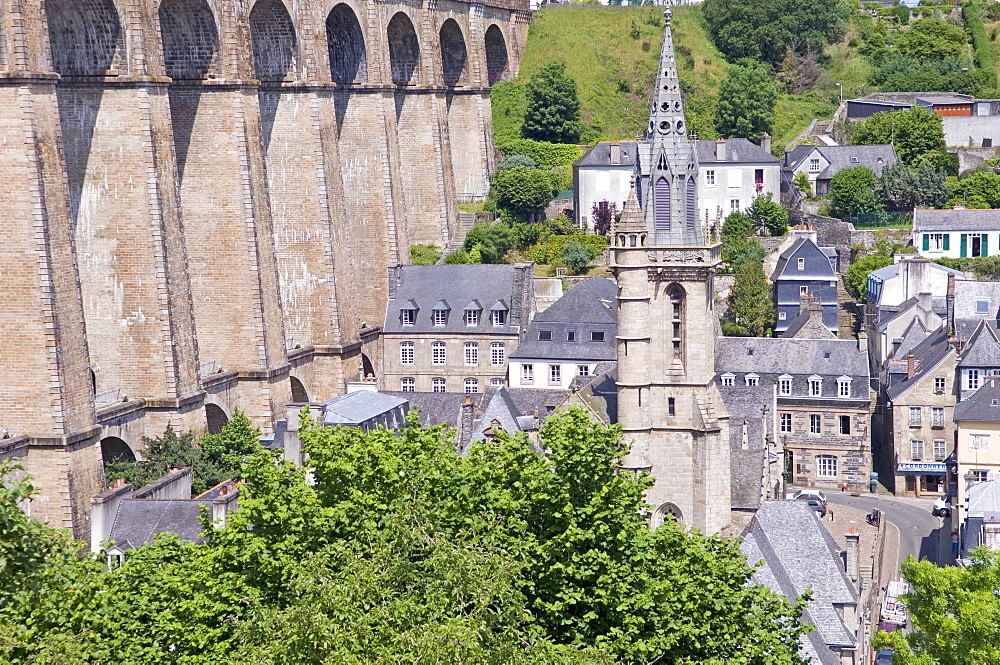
961 234 968 258
943 234 950 251
922 234 929 251
983 234 989 257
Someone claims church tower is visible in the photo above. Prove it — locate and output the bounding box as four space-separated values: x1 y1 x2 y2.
612 8 731 534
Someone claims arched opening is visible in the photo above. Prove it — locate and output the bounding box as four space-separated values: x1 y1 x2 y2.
100 436 135 465
387 12 420 85
686 176 697 234
652 502 683 527
205 403 229 435
361 352 375 380
654 176 671 232
669 285 685 360
289 376 309 403
439 19 466 87
249 0 297 83
326 3 367 84
158 0 219 80
46 0 123 76
484 25 508 85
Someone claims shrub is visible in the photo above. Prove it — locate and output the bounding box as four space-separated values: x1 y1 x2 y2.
410 244 441 265
525 234 607 265
495 138 584 170
561 240 596 274
495 154 537 172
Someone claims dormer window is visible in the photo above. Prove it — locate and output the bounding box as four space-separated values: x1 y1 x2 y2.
850 156 858 163
838 376 851 398
401 299 419 326
745 373 759 387
432 300 450 326
490 301 509 326
779 375 792 396
721 373 735 387
809 375 822 397
539 330 552 341
464 300 482 326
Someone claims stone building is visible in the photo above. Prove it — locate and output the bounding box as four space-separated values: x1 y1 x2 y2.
772 237 840 335
0 0 527 538
716 336 872 492
611 8 731 535
381 264 534 394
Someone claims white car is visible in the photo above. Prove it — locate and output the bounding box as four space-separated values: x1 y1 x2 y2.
932 495 952 517
793 489 828 507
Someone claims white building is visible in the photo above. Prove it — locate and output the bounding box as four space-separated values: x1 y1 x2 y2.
914 209 1000 260
573 141 639 231
782 144 896 196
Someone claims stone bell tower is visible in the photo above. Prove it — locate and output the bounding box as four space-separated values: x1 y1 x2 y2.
611 8 731 535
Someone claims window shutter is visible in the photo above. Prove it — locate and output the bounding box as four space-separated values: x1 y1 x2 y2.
961 234 968 258
943 234 950 251
984 234 989 257
922 234 929 251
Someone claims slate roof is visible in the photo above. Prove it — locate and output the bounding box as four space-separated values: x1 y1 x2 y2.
383 265 524 335
512 277 618 361
772 237 838 282
715 338 869 395
470 388 525 444
890 317 930 359
785 144 897 179
572 366 619 424
913 208 1000 232
694 137 780 164
781 304 837 339
506 387 573 418
954 380 1000 423
109 499 210 549
383 391 488 428
885 328 953 400
731 449 767 510
967 479 1000 516
321 391 409 426
574 141 641 168
958 320 1000 367
741 501 858 659
954 281 1000 338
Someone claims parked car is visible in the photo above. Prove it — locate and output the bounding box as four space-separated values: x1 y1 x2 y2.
875 649 894 665
793 488 828 508
932 495 952 518
801 498 827 517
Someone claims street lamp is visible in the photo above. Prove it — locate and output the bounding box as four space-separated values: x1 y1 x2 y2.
836 82 843 103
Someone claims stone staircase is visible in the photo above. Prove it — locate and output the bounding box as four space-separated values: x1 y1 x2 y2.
837 276 859 338
439 212 477 261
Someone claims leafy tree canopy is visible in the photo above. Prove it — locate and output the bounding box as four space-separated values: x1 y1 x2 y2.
876 161 948 212
715 59 778 143
895 17 967 63
852 106 945 166
522 63 583 144
829 165 883 219
947 170 1000 209
702 0 848 67
746 192 789 236
844 253 894 302
561 239 596 274
460 220 517 264
491 166 559 221
724 260 775 336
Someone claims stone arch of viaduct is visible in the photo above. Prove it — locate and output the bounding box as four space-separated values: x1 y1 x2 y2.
0 0 527 538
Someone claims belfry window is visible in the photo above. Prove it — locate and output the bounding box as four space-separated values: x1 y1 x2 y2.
669 285 684 359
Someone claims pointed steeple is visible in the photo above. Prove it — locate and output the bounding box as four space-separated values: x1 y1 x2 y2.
642 6 701 247
617 176 644 233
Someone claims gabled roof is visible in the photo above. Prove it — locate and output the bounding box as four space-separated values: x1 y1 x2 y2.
955 380 1000 423
890 317 930 360
772 237 837 282
512 278 618 362
913 208 1000 232
693 137 780 165
470 388 524 444
573 141 640 168
958 320 1000 367
785 144 896 178
535 277 617 324
780 304 837 339
967 479 1000 516
886 328 953 401
715 337 868 380
109 499 210 549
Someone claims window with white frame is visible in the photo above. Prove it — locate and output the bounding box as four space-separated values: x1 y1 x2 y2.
464 378 479 394
432 377 446 393
972 434 991 451
778 312 787 320
730 199 740 212
797 257 805 271
522 363 534 382
977 299 990 314
934 376 946 393
839 415 851 435
578 365 590 376
464 342 478 366
928 233 945 250
911 439 924 460
971 469 989 484
779 375 792 396
549 364 561 384
721 373 735 387
932 407 945 427
746 374 759 387
433 309 448 326
491 309 507 326
809 158 820 173
780 413 792 433
809 376 822 397
491 377 504 387
909 406 922 426
431 341 446 365
933 439 947 461
400 341 414 365
402 309 416 326
967 369 981 391
400 377 415 392
491 342 505 366
465 309 479 326
816 455 838 477
838 377 851 397
706 170 716 186
809 414 821 434
800 285 809 296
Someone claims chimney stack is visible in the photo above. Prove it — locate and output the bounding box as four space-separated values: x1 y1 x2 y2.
947 273 956 335
858 331 867 353
716 137 726 162
610 142 621 165
845 528 860 587
760 133 772 154
906 351 916 379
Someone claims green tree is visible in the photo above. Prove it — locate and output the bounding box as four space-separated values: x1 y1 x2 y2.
461 221 516 263
853 106 946 166
720 211 767 273
725 260 775 336
495 154 537 172
491 166 559 221
875 549 1000 664
876 161 948 211
793 171 813 197
198 410 263 488
522 63 583 144
104 425 203 492
746 192 789 236
895 17 967 63
947 170 1000 208
829 166 883 219
844 253 894 301
410 243 442 265
561 239 596 274
715 59 778 142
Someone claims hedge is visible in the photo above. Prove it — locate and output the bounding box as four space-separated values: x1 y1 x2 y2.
495 138 584 171
524 233 607 265
963 2 997 95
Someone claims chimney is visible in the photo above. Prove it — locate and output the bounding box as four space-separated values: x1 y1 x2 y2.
760 133 772 154
906 351 916 379
716 137 726 161
858 331 867 353
457 396 476 452
610 142 621 165
799 292 813 316
387 264 402 300
947 273 956 335
784 149 791 167
845 528 860 586
212 484 240 527
917 291 933 328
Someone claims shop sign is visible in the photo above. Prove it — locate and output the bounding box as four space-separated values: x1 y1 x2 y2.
897 461 947 474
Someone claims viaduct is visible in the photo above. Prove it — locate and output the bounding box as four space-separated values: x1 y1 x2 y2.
0 0 527 538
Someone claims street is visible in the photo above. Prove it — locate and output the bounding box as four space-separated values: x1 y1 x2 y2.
827 492 954 573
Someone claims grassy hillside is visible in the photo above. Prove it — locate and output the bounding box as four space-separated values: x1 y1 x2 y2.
491 5 726 144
